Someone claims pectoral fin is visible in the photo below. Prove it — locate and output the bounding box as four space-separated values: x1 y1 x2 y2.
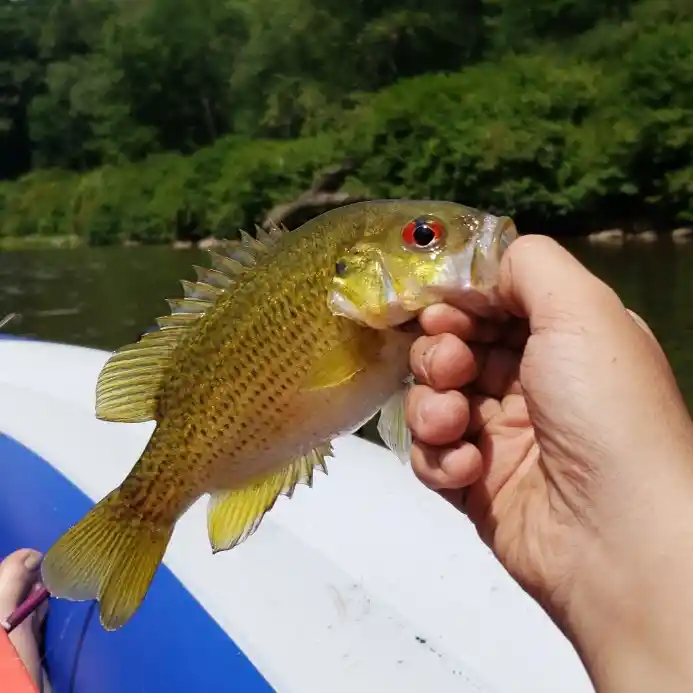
304 329 383 390
377 375 415 464
207 443 333 552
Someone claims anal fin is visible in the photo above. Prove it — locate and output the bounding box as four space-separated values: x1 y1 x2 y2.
207 443 334 552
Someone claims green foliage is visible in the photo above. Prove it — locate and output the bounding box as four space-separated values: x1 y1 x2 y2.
337 55 641 231
1 0 489 172
0 134 341 245
228 0 486 137
0 170 78 238
483 0 636 52
2 0 693 243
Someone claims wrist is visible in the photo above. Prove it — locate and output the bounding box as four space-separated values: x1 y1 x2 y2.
555 465 693 692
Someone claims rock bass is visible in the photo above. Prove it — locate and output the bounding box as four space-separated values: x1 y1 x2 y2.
40 200 517 631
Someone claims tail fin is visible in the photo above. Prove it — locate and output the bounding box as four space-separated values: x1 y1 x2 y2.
41 490 174 631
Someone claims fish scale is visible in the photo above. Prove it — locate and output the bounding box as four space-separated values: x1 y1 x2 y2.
40 199 516 631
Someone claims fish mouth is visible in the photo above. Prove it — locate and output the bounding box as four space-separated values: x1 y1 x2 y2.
474 214 517 287
423 214 518 317
438 215 515 288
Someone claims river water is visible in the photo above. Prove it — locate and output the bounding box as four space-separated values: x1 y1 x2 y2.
0 238 691 418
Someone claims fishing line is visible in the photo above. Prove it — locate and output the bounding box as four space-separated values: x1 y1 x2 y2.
0 313 20 331
68 602 96 693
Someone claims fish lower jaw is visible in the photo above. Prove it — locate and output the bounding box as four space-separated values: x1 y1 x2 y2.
328 289 416 330
352 309 417 331
328 290 366 324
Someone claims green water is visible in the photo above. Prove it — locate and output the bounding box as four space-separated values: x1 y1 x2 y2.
0 239 691 412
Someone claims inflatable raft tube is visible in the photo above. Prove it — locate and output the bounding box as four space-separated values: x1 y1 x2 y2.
0 336 594 693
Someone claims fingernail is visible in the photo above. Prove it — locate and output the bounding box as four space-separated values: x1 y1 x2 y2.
627 309 655 339
24 552 42 572
421 344 437 382
416 398 431 429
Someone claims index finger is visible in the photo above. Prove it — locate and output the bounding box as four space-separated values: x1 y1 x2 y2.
418 304 502 343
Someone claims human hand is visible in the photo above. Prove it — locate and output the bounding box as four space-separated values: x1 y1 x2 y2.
406 235 693 692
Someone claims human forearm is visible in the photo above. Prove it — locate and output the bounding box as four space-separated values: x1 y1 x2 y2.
558 460 693 693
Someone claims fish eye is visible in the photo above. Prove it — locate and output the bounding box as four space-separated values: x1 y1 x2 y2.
402 217 445 250
335 259 348 277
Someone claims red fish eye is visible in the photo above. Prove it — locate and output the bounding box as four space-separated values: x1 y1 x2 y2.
402 217 444 248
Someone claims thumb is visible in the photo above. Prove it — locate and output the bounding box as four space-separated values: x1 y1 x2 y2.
498 234 626 333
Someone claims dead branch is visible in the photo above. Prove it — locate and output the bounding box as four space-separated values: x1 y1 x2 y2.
261 159 369 231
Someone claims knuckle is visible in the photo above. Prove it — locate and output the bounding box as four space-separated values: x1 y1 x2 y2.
409 335 440 384
425 334 474 390
410 442 434 483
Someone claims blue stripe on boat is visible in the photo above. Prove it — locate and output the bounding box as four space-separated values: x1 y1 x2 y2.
0 433 275 693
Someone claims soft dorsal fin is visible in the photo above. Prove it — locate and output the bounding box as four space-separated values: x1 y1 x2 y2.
94 225 289 424
207 442 333 552
95 329 183 423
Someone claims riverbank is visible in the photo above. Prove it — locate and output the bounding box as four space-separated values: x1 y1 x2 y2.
1 226 692 252
0 235 82 251
586 227 693 246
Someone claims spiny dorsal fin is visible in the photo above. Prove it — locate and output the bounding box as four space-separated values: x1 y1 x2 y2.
209 250 247 276
212 237 260 269
166 297 211 315
254 225 274 247
240 229 271 255
207 443 333 552
192 265 234 290
180 279 223 302
95 226 290 424
156 313 200 329
265 219 290 242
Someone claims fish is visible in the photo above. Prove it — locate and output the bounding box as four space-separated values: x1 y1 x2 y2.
40 200 517 631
